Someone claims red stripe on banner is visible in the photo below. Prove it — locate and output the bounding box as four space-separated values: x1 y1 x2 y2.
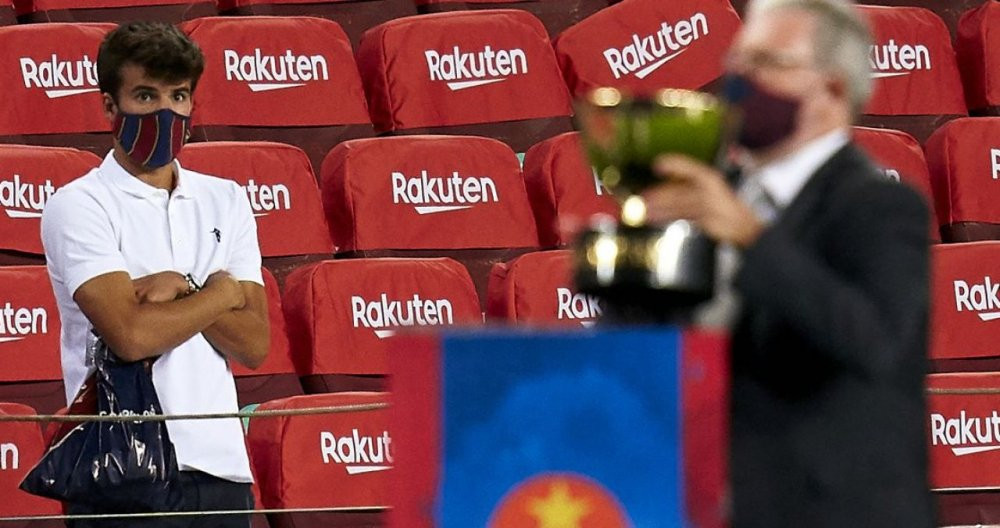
386 333 442 528
682 329 730 528
131 114 159 165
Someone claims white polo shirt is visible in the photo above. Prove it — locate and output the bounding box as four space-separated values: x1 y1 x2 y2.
41 151 262 483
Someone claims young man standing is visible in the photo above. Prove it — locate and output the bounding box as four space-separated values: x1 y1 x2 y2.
41 22 269 528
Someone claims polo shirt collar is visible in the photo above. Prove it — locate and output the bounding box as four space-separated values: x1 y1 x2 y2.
100 150 194 199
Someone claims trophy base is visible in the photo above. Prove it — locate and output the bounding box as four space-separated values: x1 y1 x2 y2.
574 222 716 324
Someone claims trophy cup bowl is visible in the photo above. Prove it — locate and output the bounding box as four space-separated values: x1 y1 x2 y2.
573 87 728 320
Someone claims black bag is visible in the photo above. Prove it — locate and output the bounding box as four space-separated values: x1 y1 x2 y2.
19 339 184 512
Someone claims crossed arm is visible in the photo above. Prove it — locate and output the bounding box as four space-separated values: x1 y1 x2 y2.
73 270 270 369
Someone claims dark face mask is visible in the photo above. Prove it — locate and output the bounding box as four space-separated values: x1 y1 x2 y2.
722 74 801 152
112 108 190 169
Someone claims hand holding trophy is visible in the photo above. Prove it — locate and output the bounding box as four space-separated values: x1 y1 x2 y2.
573 87 730 323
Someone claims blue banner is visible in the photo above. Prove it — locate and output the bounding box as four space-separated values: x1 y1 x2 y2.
438 329 684 528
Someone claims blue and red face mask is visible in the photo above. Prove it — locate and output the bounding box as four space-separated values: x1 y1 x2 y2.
112 108 190 169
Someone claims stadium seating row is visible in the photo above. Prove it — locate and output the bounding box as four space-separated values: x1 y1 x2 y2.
0 2 998 171
0 0 996 50
0 235 996 411
2 118 995 265
4 0 609 39
0 232 997 522
0 392 392 527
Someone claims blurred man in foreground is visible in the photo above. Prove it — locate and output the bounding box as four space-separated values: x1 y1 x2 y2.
643 0 934 526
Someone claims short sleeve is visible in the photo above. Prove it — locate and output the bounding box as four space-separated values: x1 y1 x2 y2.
226 183 264 286
41 186 129 296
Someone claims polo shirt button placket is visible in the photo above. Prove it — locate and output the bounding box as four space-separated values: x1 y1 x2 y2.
167 194 183 268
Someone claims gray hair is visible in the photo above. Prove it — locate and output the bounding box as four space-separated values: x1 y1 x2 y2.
747 0 873 115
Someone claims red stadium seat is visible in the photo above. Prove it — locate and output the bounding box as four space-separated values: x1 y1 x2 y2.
246 392 390 528
728 0 981 49
928 242 1000 369
0 23 114 157
356 10 574 153
177 141 335 285
0 403 63 522
0 0 14 25
553 0 742 98
179 16 374 173
281 258 481 392
13 0 216 23
857 5 968 142
924 117 1000 242
248 466 268 528
851 126 940 241
230 268 303 408
0 145 101 265
522 132 619 247
956 1 1000 116
926 372 1000 526
414 0 607 37
0 267 64 416
859 0 983 39
216 0 416 49
486 249 603 327
320 136 539 304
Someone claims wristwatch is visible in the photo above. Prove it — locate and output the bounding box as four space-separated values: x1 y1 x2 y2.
184 273 202 295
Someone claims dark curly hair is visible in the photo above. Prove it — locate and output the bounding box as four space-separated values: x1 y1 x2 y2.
97 21 205 100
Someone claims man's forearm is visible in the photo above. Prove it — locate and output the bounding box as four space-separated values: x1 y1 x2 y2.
202 307 269 369
107 286 237 361
201 282 270 369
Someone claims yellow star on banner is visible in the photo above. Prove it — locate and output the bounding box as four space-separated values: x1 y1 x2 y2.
527 480 592 528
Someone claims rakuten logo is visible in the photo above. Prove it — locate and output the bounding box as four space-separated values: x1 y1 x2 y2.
557 288 602 328
19 55 99 99
0 175 56 219
243 179 290 217
603 13 709 80
351 294 454 338
0 303 48 344
320 429 393 474
991 149 999 181
425 46 528 91
223 49 329 92
954 277 1000 322
869 40 931 79
391 170 499 215
931 411 1000 456
0 443 18 470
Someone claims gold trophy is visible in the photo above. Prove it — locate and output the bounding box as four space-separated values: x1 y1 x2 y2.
574 87 729 320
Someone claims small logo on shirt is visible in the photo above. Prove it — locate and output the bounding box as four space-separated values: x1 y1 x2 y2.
211 228 221 243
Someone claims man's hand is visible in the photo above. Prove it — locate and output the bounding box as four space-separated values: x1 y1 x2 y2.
643 154 765 248
132 271 189 303
203 271 246 311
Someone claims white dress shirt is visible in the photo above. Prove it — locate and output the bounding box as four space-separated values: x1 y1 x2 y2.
695 128 850 329
744 128 850 211
41 152 262 483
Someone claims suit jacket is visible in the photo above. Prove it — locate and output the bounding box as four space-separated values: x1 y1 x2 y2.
730 143 934 528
